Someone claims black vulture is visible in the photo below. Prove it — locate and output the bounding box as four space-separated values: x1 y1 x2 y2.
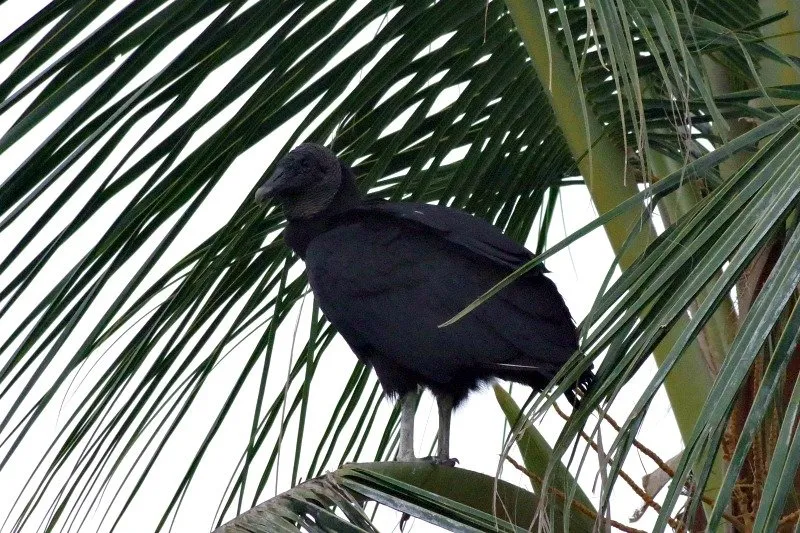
256 143 592 463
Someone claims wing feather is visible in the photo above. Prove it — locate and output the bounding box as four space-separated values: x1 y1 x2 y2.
360 201 544 271
304 209 576 385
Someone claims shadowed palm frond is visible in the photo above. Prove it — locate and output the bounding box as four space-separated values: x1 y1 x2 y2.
1 1 799 532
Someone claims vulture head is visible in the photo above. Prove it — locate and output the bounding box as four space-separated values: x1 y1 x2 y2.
255 143 346 219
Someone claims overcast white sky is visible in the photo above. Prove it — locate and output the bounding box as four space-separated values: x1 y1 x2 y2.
0 2 683 532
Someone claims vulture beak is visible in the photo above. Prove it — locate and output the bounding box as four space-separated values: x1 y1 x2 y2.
255 166 288 203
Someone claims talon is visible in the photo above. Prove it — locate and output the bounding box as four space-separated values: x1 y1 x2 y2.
420 455 459 467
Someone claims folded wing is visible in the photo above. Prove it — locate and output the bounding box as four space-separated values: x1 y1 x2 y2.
304 204 577 391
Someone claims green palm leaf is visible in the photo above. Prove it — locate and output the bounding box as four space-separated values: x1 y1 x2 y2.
1 0 800 532
0 2 580 530
216 462 552 533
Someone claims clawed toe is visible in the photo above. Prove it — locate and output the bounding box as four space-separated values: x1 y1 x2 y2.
395 455 458 466
421 455 459 467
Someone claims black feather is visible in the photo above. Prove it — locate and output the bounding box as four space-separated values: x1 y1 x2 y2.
259 144 593 409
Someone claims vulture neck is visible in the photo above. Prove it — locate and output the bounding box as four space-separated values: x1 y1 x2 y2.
283 163 362 258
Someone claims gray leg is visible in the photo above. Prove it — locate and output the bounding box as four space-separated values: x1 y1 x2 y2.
398 391 417 461
436 394 454 461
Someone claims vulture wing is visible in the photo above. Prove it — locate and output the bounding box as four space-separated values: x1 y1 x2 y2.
361 201 544 271
303 203 577 398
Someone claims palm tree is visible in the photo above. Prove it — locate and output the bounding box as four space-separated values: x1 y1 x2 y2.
0 1 798 531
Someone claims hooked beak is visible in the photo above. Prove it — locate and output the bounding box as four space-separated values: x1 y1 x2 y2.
255 167 288 203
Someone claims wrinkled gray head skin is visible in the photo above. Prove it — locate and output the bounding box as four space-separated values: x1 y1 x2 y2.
255 143 343 219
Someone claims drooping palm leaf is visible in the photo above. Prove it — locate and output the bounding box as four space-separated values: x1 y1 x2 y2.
0 2 582 531
3 0 800 531
494 385 596 532
548 109 800 529
485 1 800 529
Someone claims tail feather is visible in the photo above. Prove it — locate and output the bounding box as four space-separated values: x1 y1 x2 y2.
485 361 595 409
564 368 595 408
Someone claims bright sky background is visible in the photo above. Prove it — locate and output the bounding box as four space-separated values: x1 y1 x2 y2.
0 2 683 532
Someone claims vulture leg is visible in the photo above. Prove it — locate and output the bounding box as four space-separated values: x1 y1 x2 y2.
398 391 417 461
436 394 454 463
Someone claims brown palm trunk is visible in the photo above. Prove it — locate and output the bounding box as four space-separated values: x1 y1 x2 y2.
725 238 799 531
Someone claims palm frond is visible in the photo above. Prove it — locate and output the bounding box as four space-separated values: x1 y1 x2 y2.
216 462 560 533
2 0 800 531
0 1 581 530
544 106 800 531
